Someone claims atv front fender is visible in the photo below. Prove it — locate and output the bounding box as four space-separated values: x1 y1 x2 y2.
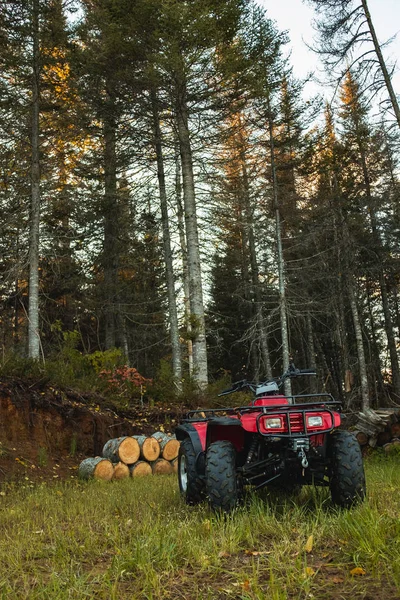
206 418 245 453
175 423 206 475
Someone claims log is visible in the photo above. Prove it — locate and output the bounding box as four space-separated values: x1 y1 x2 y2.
102 437 140 465
354 430 369 446
390 423 400 438
152 431 180 461
78 457 114 481
112 462 130 480
170 458 178 473
132 435 160 461
383 438 400 454
151 458 173 475
129 461 152 477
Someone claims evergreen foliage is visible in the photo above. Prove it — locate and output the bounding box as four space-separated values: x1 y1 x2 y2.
0 0 399 407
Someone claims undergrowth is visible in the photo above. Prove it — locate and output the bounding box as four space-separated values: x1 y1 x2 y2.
0 343 237 411
0 455 399 599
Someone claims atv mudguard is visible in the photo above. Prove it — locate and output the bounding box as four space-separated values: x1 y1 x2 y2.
175 422 207 474
175 423 205 455
206 417 246 453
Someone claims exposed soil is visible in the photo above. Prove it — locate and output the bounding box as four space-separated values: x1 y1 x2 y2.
0 377 185 483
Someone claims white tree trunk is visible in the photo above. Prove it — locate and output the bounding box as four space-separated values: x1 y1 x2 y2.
151 91 182 388
175 145 193 376
175 93 208 388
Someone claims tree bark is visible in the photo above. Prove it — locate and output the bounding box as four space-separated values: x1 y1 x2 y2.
175 144 193 376
175 86 208 388
78 457 114 480
361 0 400 130
102 436 140 464
28 0 41 360
239 120 272 379
356 124 400 397
348 277 370 409
306 312 318 394
151 91 182 388
103 91 118 350
132 435 161 461
268 104 291 397
152 431 180 460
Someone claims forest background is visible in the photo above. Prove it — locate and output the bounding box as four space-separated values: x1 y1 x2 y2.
1 0 400 411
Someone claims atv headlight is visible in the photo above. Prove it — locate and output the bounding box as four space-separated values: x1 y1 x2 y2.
265 417 283 429
307 415 323 427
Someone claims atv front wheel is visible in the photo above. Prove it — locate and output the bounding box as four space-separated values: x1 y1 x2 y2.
205 440 241 512
178 438 205 505
329 431 366 508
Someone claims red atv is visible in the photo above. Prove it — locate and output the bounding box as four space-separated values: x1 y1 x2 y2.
176 366 366 511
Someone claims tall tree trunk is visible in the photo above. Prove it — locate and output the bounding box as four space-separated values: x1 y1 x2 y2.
103 98 118 350
361 0 400 130
306 311 318 394
175 89 208 388
175 141 193 376
238 122 272 379
365 278 386 403
347 276 370 409
268 104 291 397
28 0 41 360
151 91 182 388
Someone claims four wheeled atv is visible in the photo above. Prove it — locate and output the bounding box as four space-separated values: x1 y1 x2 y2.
176 366 366 512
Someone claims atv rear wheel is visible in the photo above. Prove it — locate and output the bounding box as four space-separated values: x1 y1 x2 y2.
329 431 366 508
205 440 241 512
178 438 205 505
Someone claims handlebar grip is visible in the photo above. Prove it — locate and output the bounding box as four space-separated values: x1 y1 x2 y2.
298 369 316 375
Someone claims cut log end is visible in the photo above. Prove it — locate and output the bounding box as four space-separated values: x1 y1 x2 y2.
112 462 130 480
133 435 161 461
130 461 152 477
161 439 180 461
170 458 178 473
151 458 173 475
118 437 140 464
78 457 114 481
152 432 180 460
102 436 140 465
354 430 369 446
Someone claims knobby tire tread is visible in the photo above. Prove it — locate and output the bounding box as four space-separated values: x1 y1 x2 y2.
329 430 366 508
206 440 239 512
178 437 205 505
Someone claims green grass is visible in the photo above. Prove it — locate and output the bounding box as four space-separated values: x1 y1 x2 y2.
0 456 399 599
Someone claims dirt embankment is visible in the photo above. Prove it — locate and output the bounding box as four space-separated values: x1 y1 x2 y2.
0 378 183 482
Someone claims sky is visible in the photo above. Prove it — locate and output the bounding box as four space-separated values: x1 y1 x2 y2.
258 0 400 105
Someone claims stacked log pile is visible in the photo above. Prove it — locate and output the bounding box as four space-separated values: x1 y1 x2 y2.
354 408 400 452
78 432 180 481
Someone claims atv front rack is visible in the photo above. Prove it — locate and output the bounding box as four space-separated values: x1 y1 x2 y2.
183 393 341 423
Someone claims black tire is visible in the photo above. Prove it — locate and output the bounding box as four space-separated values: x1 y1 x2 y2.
178 437 205 505
329 430 366 508
205 440 241 512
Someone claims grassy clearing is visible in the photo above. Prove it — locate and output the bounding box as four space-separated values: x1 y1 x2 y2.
0 455 399 599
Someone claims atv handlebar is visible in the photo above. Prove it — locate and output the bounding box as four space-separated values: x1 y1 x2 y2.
218 367 316 397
